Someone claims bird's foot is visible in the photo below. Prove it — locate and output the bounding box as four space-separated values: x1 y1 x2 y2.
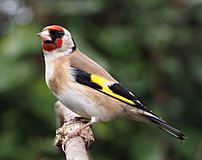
61 123 93 151
57 117 97 151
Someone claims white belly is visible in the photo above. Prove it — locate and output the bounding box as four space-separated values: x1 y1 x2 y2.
57 89 93 119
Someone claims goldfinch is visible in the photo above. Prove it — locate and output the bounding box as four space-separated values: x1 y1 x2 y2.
38 25 187 141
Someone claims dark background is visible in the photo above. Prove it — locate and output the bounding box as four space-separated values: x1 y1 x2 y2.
0 0 201 159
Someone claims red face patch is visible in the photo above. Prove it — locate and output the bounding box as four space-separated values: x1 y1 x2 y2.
42 38 63 51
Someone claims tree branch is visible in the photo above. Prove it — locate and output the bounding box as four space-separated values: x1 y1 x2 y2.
54 101 95 160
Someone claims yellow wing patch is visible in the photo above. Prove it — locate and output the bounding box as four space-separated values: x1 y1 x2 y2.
90 74 135 105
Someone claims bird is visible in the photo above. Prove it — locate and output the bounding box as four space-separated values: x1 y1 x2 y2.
38 25 187 141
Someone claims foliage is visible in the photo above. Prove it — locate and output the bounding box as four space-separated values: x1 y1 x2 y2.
0 0 202 159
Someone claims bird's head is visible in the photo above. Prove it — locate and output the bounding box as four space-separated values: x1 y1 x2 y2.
38 25 76 54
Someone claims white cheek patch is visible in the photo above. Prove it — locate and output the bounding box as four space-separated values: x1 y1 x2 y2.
62 35 74 48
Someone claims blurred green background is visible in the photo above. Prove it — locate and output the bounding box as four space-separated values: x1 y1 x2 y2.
0 0 202 159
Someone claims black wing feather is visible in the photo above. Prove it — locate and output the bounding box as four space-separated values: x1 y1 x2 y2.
74 68 102 90
109 83 150 111
108 83 136 101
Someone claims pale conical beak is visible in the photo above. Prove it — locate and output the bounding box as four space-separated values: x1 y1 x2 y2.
37 30 52 41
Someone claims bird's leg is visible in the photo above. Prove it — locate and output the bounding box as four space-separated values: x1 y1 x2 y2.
66 116 98 138
61 117 97 151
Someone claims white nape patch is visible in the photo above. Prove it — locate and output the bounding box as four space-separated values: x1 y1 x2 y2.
63 28 72 37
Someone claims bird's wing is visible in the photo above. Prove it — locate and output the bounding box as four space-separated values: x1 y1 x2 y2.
71 67 150 112
69 49 116 82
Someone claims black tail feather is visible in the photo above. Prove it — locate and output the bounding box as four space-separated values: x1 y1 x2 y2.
145 115 187 141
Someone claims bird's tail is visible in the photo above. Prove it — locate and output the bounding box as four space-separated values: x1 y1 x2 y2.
129 108 187 141
144 114 187 141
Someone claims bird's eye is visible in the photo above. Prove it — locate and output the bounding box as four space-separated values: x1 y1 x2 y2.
49 30 65 38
